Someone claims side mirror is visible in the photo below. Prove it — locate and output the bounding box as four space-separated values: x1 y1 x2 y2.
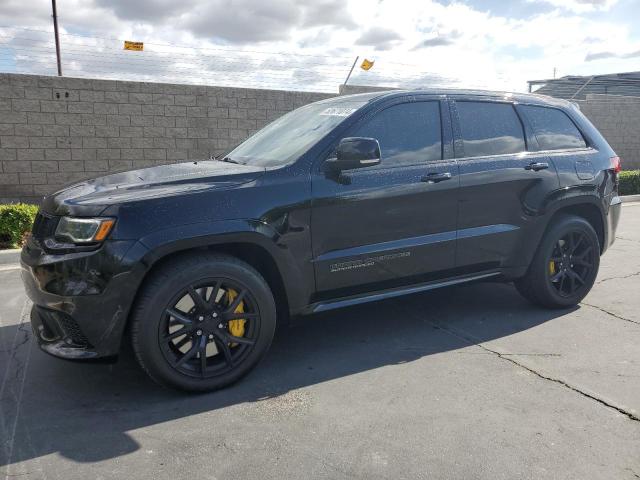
326 137 381 172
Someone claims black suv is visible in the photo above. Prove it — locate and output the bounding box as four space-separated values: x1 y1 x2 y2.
21 89 622 391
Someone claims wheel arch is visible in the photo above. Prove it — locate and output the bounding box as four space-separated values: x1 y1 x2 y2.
545 199 606 254
122 219 312 341
137 242 291 326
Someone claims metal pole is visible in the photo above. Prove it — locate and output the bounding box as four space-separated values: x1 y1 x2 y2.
52 0 62 76
343 56 359 86
570 75 594 100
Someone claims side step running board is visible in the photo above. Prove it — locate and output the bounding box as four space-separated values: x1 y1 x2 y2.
311 271 501 313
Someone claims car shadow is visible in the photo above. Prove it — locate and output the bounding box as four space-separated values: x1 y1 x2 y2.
0 281 577 468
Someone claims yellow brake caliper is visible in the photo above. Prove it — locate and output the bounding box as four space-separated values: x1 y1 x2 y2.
226 289 246 345
549 260 556 276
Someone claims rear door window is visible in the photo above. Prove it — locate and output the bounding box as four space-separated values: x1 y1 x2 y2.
520 105 587 150
456 101 526 157
353 101 442 165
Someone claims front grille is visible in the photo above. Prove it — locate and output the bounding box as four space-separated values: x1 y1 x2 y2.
35 307 92 348
55 314 90 347
31 212 59 240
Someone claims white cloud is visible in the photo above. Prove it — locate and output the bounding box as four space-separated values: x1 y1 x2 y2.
526 0 619 13
355 27 403 51
0 0 637 93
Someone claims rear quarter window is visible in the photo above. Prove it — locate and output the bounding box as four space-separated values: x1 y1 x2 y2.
520 105 587 150
456 101 526 158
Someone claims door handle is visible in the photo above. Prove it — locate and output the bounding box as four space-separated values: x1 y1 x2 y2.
421 172 452 183
524 162 549 171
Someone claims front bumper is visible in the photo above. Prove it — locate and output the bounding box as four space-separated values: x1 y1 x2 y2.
21 237 150 360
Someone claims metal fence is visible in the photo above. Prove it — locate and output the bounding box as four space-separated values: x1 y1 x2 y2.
0 26 478 94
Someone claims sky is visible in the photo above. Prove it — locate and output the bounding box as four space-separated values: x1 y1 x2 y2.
0 0 639 93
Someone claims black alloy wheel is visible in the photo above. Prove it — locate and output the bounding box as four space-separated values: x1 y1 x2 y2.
131 253 276 392
515 214 600 309
547 230 596 298
160 280 260 378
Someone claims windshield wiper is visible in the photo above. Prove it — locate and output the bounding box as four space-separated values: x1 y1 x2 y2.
219 156 243 165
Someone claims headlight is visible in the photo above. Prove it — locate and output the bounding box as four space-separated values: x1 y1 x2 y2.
55 217 115 244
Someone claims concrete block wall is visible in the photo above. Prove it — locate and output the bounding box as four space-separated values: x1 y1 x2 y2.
0 73 333 203
2 74 639 203
576 94 640 170
338 84 392 95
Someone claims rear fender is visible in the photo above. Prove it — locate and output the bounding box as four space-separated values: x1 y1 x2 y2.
513 192 607 274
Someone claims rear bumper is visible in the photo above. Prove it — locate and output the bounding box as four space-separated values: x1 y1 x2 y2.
20 238 149 360
603 195 622 253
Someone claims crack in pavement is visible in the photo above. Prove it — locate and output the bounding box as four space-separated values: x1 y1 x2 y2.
499 353 562 357
392 300 640 424
581 302 640 326
626 468 640 479
0 301 31 402
596 270 640 284
0 335 30 355
454 352 561 356
615 236 640 244
425 320 640 423
1 301 34 480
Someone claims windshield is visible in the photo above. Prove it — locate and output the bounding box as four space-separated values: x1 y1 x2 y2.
225 100 366 167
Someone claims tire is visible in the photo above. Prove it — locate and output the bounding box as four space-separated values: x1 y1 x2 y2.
130 253 276 392
515 215 600 309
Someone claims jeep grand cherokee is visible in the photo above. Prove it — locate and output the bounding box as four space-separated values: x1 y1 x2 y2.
21 90 622 391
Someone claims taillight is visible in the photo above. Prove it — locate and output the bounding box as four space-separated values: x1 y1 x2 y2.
611 156 621 173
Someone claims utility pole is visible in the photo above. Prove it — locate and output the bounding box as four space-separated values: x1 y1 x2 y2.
553 67 557 79
52 0 62 76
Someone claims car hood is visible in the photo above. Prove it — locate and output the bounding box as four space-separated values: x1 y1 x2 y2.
41 161 266 215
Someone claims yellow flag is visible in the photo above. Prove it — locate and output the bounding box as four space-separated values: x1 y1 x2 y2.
360 59 374 71
124 41 144 51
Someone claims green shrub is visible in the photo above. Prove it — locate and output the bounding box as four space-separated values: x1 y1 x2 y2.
619 170 640 196
0 204 39 249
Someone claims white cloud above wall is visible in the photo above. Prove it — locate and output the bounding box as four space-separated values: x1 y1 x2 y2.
526 0 619 13
0 0 638 93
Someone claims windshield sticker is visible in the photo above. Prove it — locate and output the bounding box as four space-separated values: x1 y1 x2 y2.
319 107 357 117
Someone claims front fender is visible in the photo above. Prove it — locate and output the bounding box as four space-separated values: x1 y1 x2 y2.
137 218 312 313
